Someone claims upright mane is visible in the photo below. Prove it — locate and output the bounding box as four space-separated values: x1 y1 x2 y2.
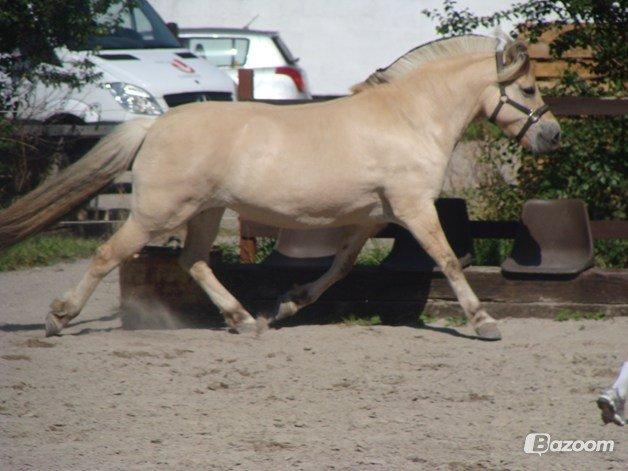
352 35 502 93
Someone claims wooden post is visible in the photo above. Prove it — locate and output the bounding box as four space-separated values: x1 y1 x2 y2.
237 68 254 101
239 234 257 264
237 69 256 263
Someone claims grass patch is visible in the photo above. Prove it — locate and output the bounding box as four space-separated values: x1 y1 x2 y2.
445 316 468 327
357 245 391 266
554 309 606 322
215 238 276 264
215 240 392 266
215 243 240 264
341 314 382 326
0 233 101 271
418 312 436 324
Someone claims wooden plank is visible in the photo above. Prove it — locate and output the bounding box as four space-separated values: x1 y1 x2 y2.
238 219 628 241
528 42 592 60
239 237 257 264
306 96 627 117
237 69 254 101
236 70 256 260
534 60 595 79
120 252 628 308
521 24 592 60
15 95 627 145
545 97 628 116
591 220 628 239
470 221 518 239
20 123 117 137
214 265 628 306
119 251 628 326
88 193 131 210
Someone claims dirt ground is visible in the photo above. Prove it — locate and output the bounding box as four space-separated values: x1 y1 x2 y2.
1 259 626 470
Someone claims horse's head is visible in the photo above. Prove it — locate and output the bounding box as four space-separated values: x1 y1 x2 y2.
482 39 561 154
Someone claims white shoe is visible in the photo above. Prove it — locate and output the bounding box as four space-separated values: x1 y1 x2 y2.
597 388 625 426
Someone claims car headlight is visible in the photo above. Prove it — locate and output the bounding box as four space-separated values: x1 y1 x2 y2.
104 82 163 115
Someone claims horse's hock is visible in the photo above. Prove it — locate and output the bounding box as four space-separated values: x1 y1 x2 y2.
119 247 628 329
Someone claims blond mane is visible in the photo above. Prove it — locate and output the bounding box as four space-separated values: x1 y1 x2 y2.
352 35 503 93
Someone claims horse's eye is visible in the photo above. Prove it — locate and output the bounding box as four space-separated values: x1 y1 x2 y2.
521 86 535 96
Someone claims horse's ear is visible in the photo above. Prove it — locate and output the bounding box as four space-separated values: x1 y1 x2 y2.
497 40 530 82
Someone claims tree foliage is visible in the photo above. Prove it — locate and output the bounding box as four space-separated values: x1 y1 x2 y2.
423 0 626 96
0 0 127 204
0 0 126 108
423 1 627 267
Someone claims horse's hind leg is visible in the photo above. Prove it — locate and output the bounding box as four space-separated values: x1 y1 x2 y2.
265 224 383 326
179 208 256 332
46 215 151 336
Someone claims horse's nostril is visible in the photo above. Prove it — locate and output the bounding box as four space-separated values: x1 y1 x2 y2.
542 126 560 145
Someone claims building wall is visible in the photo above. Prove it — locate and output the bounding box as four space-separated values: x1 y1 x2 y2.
150 0 513 95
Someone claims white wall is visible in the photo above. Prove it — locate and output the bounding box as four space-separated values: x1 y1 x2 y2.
150 0 514 95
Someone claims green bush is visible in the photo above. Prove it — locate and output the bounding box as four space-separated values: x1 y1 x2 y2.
425 1 627 268
473 239 513 266
518 116 626 221
215 238 277 264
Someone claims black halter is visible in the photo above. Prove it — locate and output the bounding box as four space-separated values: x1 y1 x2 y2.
488 51 550 142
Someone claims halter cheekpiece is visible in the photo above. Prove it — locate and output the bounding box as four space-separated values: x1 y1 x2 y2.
489 50 550 141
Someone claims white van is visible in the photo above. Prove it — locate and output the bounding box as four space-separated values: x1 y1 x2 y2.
26 0 235 124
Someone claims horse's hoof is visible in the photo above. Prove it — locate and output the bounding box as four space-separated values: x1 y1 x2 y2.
45 313 65 337
255 316 270 336
475 321 502 341
235 318 258 334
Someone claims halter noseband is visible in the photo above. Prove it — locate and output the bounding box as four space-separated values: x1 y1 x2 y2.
488 51 550 142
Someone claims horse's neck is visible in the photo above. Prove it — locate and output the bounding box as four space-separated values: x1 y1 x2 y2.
396 55 494 155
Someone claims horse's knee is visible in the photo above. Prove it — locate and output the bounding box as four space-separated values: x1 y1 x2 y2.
441 254 462 275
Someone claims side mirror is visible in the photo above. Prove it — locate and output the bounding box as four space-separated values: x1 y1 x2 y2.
166 22 179 41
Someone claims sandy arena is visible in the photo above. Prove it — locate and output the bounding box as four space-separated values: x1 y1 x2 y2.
1 259 626 470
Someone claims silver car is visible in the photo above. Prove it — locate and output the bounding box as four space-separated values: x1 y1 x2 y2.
178 28 311 100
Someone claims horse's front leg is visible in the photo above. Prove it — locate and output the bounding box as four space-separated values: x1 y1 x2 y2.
262 224 384 327
394 199 501 340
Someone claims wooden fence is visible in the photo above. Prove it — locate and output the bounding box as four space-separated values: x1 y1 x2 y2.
17 69 626 244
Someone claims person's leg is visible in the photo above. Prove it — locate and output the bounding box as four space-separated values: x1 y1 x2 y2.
612 361 628 398
597 361 627 426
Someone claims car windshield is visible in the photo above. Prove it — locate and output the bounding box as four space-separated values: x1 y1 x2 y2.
86 0 180 50
184 37 250 67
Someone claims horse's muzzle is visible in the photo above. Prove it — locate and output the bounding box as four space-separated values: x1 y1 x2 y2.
533 121 561 153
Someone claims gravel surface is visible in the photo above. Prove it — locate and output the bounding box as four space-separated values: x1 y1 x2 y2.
1 260 626 470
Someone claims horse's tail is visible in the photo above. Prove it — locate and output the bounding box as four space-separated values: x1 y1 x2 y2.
0 118 155 250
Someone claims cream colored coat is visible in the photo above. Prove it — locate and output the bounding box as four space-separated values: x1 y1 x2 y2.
0 36 560 339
